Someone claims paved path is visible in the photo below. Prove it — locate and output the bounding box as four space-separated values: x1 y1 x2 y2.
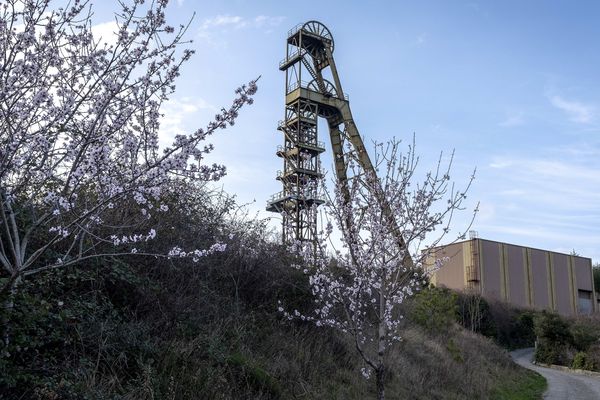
510 348 600 400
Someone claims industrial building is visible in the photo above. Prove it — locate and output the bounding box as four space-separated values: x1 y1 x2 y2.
429 237 596 316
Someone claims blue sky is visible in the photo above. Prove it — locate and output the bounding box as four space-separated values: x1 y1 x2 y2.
93 1 600 263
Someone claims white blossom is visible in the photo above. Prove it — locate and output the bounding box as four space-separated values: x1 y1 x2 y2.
279 138 476 389
0 0 257 281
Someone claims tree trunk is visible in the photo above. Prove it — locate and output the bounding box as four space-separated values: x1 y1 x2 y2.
376 367 385 400
377 281 386 400
1 275 21 348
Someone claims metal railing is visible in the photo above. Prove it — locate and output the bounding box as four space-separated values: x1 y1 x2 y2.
268 190 286 203
279 49 306 68
277 166 323 178
286 23 304 38
285 80 349 100
277 142 325 153
286 80 311 93
302 141 326 149
267 189 325 205
278 118 314 129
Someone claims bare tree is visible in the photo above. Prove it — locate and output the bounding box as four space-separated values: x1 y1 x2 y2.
460 290 484 333
0 0 256 343
281 138 476 399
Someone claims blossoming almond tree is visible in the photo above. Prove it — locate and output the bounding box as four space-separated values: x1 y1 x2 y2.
282 138 476 400
0 0 257 342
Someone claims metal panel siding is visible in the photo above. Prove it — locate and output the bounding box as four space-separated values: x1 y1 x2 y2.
429 239 595 316
481 240 502 300
552 253 573 315
525 249 534 307
530 249 550 309
574 257 593 291
431 242 466 290
506 244 528 308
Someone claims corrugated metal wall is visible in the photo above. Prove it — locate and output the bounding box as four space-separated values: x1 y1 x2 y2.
431 238 596 316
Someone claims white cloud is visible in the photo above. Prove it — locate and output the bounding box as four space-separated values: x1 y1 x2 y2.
476 150 600 262
499 112 524 127
550 144 600 159
549 95 595 124
91 21 120 47
197 14 285 43
525 159 600 182
253 15 286 28
480 224 600 244
488 157 600 202
489 159 512 169
158 97 215 148
201 15 247 30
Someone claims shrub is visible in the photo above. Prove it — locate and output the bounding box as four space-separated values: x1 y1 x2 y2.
0 261 154 399
584 343 600 372
511 312 536 348
409 286 458 335
534 312 572 343
570 318 600 352
572 352 587 369
457 295 536 350
534 312 572 365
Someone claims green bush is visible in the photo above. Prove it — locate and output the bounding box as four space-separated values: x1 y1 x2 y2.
572 352 587 369
571 351 597 371
511 312 536 348
534 312 571 342
0 261 157 399
534 312 572 365
445 338 464 363
488 302 536 349
584 343 600 372
570 319 600 352
456 294 536 350
409 286 458 335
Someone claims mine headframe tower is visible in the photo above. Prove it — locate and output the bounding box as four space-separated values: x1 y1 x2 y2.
267 21 408 256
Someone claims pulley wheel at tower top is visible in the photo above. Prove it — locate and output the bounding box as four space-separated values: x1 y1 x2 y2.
302 21 334 53
307 79 338 98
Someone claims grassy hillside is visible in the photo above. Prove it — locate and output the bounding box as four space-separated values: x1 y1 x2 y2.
0 193 545 399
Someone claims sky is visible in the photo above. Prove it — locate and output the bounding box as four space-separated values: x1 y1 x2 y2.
91 1 600 263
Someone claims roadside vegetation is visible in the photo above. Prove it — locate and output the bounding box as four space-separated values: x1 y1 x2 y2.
0 189 545 399
437 284 600 374
534 311 600 371
491 371 547 400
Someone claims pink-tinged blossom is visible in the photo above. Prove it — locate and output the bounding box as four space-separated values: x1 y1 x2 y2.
0 0 257 283
147 229 157 240
167 246 185 258
279 138 476 398
208 242 227 253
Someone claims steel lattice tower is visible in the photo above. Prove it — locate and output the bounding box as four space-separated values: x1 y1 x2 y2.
267 21 408 252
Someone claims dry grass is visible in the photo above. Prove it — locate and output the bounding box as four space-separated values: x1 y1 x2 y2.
202 319 543 399
381 326 516 399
